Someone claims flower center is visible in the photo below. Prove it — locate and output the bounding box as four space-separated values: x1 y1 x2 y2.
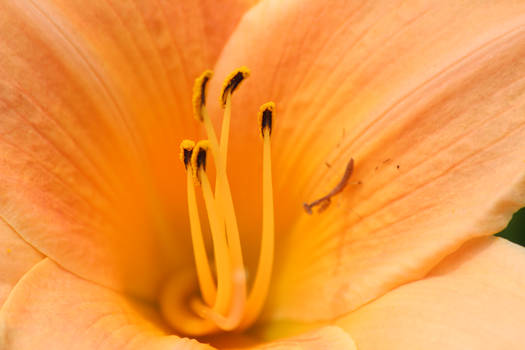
160 68 275 336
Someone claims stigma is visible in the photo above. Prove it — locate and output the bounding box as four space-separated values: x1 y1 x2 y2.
162 68 275 335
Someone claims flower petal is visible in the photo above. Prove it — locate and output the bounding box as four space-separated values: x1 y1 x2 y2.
0 219 43 307
336 237 525 349
210 0 525 320
208 326 356 350
0 0 256 300
0 258 213 350
250 326 356 350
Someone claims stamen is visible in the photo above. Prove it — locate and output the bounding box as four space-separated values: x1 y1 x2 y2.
303 158 354 214
191 141 233 315
219 67 250 169
212 69 252 273
241 103 276 329
213 70 251 329
180 140 216 306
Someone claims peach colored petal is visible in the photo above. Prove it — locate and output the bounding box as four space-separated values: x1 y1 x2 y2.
0 258 213 350
0 0 256 301
209 0 525 320
0 219 43 307
248 326 356 350
336 237 525 349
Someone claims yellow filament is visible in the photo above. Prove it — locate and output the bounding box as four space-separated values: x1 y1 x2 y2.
199 169 233 314
219 92 232 171
185 167 216 306
241 109 275 329
201 108 221 163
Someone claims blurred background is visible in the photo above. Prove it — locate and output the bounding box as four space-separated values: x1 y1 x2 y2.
497 207 525 246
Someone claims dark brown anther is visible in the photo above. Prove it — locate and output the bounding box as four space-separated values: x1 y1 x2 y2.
196 147 207 171
183 149 193 169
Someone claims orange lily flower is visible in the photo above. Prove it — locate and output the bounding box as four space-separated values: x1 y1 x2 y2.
2 0 525 349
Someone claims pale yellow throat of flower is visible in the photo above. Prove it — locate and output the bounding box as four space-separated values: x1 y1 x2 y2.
162 67 275 336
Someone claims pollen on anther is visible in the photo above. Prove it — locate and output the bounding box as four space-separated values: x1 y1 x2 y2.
258 102 275 138
192 70 213 121
191 140 210 183
220 66 250 107
179 140 195 169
